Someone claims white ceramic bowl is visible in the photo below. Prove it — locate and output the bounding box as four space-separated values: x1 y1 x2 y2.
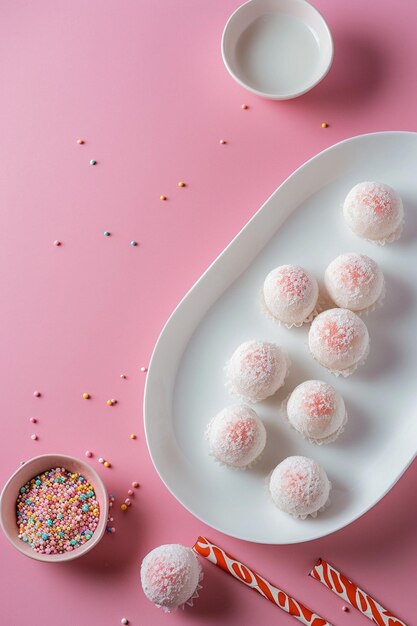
0 454 108 562
222 0 333 99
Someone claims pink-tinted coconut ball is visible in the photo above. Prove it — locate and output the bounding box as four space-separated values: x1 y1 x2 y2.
141 544 202 612
226 340 289 402
269 456 331 519
206 405 266 469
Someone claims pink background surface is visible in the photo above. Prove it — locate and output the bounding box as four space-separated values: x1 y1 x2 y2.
0 1 416 624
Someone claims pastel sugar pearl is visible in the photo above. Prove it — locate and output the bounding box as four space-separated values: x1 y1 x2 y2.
16 467 99 555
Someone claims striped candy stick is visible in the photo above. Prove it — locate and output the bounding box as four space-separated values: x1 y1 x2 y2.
193 537 332 626
310 558 407 626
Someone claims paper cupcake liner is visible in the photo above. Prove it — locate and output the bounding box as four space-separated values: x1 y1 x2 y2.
281 394 348 445
159 571 204 613
265 471 332 519
259 289 319 329
224 353 291 403
311 338 370 378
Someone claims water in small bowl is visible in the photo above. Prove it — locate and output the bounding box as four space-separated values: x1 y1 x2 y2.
235 13 321 96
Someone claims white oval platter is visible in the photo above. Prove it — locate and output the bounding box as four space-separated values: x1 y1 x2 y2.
144 132 417 544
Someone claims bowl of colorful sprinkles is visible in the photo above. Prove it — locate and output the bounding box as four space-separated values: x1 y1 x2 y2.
0 454 108 562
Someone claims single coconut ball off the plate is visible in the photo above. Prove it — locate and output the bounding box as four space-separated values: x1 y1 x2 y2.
225 340 289 402
342 181 404 244
284 380 347 445
206 405 266 469
141 544 203 612
262 264 319 327
324 252 385 315
308 308 369 377
269 456 331 519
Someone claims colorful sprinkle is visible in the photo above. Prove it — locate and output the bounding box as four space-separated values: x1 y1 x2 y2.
33 391 41 397
90 159 97 165
321 122 329 128
129 434 136 440
103 461 111 468
82 393 90 399
241 104 248 110
111 399 117 404
219 139 226 144
29 417 37 423
85 451 93 458
342 606 349 612
16 467 99 555
103 231 111 236
124 499 131 506
130 241 138 247
127 489 133 496
140 366 147 373
106 400 114 406
159 195 167 201
76 139 85 145
53 240 61 246
132 482 139 489
177 181 185 187
98 458 104 464
120 504 128 511
31 434 38 441
121 619 129 625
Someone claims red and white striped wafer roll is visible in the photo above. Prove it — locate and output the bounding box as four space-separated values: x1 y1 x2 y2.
310 558 407 626
193 536 332 626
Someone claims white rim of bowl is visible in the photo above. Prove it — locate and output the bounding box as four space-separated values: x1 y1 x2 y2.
221 0 334 100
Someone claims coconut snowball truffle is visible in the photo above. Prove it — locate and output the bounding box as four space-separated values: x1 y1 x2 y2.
206 405 266 469
284 380 347 444
269 456 331 519
325 253 385 314
308 308 369 377
226 340 289 402
262 264 319 327
343 181 404 244
141 544 203 613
